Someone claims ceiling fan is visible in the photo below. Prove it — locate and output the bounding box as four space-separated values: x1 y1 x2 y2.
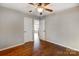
28 3 53 15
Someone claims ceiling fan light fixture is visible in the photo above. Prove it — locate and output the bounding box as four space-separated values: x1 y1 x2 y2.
37 7 43 13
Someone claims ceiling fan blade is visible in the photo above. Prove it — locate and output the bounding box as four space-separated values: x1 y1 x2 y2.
29 3 38 8
45 8 53 12
44 3 50 6
38 3 42 6
29 10 32 12
29 3 34 5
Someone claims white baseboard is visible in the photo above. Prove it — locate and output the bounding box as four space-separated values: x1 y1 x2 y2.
0 40 33 51
46 40 79 52
0 43 25 51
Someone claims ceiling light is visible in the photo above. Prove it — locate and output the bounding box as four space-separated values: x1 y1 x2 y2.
37 7 43 13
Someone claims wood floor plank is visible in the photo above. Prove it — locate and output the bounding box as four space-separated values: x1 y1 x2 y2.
0 40 79 56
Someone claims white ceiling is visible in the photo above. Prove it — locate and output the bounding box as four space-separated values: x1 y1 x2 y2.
0 3 79 17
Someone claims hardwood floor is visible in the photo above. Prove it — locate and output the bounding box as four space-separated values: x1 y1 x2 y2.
0 40 79 56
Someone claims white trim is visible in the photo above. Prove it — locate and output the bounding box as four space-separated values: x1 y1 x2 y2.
46 40 79 52
0 40 79 52
0 43 25 51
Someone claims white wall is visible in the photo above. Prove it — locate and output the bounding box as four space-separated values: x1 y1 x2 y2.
45 6 79 50
53 3 77 12
0 6 24 49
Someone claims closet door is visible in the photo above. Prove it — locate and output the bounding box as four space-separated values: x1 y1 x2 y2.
39 19 46 40
24 17 33 42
